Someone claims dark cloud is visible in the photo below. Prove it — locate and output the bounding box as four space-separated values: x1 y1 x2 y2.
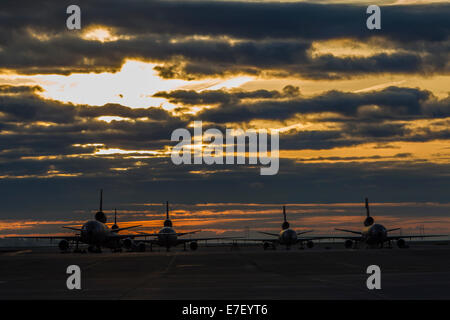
0 86 447 160
3 1 448 41
154 86 301 105
195 86 445 123
0 1 448 78
0 0 449 226
0 85 43 94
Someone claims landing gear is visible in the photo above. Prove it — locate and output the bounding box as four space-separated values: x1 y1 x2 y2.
88 245 102 253
72 241 86 253
397 238 407 248
344 240 353 249
387 240 393 248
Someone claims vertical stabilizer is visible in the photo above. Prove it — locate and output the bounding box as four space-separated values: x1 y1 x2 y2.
281 205 290 230
363 197 374 226
166 201 169 220
365 197 370 217
99 189 103 212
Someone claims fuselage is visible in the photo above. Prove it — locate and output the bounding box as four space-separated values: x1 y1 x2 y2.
80 220 121 248
361 223 387 245
279 228 298 246
157 226 178 247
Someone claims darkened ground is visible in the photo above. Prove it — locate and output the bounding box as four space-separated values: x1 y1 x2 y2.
0 242 449 299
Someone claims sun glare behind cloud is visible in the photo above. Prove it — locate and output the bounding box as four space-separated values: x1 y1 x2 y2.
5 60 253 110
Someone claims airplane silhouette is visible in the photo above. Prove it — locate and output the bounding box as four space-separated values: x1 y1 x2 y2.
240 205 327 250
127 201 236 252
7 189 143 253
330 198 445 248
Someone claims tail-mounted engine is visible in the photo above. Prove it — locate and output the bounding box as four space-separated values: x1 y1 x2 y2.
364 216 374 226
95 211 107 223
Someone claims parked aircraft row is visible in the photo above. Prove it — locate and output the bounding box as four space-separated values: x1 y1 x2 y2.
249 198 444 250
6 191 445 253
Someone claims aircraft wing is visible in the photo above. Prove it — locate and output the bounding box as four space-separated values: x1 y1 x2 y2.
234 238 279 243
257 231 279 237
297 230 314 236
131 231 201 238
296 236 340 242
176 236 239 243
62 226 82 232
387 234 447 240
176 230 201 237
311 235 362 241
334 228 362 235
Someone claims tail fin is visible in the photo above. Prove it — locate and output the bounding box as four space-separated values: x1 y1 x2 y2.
99 189 103 212
365 197 370 217
114 208 117 225
166 201 169 220
281 205 290 230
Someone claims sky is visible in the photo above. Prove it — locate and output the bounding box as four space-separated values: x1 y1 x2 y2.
0 0 449 237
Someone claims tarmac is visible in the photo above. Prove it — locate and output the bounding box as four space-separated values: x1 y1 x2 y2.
0 241 449 299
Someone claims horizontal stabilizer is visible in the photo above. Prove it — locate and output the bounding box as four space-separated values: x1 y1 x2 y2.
112 225 142 232
297 230 314 236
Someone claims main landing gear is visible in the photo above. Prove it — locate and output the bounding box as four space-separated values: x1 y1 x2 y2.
88 245 102 253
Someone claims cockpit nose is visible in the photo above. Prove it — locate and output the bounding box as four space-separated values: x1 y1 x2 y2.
371 224 387 239
82 221 101 241
282 229 297 244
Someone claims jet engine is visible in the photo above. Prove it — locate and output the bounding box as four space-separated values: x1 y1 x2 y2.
306 240 314 249
95 211 107 223
397 238 406 248
137 242 146 252
123 238 134 249
58 239 70 251
190 241 198 251
344 239 353 249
